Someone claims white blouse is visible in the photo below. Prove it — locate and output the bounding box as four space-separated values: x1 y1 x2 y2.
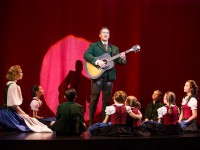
6 81 23 107
105 104 132 115
181 97 197 110
157 105 176 118
30 97 43 111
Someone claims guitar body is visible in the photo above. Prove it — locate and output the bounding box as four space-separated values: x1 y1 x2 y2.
84 53 114 79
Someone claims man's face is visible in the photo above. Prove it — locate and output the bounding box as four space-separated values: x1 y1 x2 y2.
99 28 110 42
152 90 161 101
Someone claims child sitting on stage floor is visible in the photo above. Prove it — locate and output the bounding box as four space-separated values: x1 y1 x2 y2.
50 88 86 136
30 84 55 126
0 65 52 132
125 95 150 136
88 91 142 136
179 80 199 132
144 91 183 135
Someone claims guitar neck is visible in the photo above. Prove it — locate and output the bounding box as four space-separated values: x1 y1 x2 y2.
108 49 132 62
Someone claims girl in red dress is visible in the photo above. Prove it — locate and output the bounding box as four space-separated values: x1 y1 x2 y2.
179 80 199 132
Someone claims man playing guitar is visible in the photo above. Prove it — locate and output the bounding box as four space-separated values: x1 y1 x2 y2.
84 27 126 126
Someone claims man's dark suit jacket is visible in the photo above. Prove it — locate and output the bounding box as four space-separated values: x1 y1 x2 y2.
84 41 126 81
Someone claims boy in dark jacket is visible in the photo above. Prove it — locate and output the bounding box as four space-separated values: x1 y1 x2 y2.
51 88 86 136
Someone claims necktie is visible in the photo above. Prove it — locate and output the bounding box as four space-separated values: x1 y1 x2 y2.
104 44 107 51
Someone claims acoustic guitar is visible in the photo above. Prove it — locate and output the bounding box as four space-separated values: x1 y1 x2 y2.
84 44 140 79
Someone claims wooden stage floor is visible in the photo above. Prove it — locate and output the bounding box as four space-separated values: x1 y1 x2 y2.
1 129 200 150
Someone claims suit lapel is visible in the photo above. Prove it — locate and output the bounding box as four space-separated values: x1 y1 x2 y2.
107 44 112 54
98 41 107 52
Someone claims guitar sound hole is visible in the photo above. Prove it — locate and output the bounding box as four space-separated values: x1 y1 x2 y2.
102 59 108 69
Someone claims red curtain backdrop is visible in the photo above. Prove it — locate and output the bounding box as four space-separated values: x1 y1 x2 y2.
1 0 200 125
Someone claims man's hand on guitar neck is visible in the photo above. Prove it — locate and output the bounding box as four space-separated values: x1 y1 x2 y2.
119 52 126 59
119 52 126 63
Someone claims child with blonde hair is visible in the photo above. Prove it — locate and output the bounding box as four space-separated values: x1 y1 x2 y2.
125 96 142 128
125 96 150 136
145 91 182 135
89 91 142 136
0 65 52 132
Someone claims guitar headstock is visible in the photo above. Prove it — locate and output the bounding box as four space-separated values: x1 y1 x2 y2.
130 45 141 52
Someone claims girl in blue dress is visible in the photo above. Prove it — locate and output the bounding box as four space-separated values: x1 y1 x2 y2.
0 65 52 132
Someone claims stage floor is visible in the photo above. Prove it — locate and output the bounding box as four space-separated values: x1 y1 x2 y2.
1 129 200 150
